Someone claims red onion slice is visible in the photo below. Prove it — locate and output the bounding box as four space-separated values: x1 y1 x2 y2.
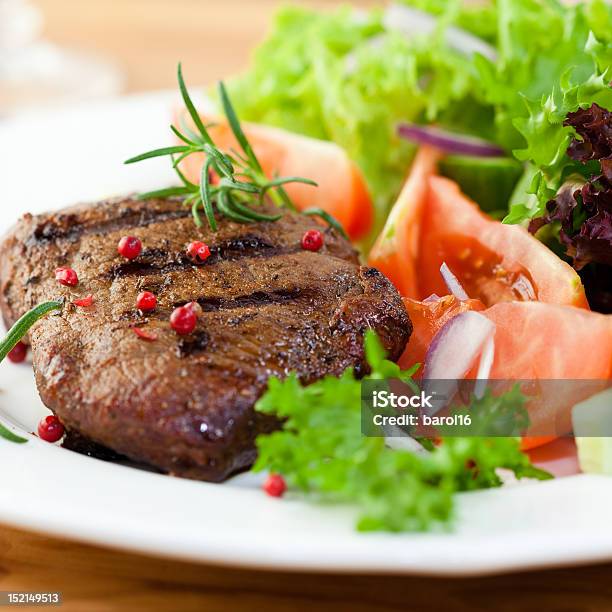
397 123 505 157
384 427 429 453
511 274 536 301
422 312 495 413
440 262 469 301
474 335 495 399
424 311 495 380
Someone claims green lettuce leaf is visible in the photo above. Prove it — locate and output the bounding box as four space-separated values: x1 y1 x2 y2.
465 0 612 224
399 0 499 43
506 68 612 224
227 6 486 233
227 0 612 234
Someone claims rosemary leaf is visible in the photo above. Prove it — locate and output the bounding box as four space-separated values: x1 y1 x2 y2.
303 208 349 239
178 63 213 146
217 191 254 223
218 81 263 174
200 158 217 231
230 199 283 222
170 124 198 146
218 178 261 194
191 198 204 227
264 176 318 189
203 144 234 178
172 158 198 189
172 150 195 168
138 186 193 200
125 146 189 164
0 423 27 444
0 301 62 363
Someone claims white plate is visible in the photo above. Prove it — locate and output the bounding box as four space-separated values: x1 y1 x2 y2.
0 93 611 576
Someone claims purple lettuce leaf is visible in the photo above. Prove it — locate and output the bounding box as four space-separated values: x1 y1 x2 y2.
530 104 612 271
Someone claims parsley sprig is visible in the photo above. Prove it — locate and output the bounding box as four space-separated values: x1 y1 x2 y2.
254 330 550 532
125 64 345 233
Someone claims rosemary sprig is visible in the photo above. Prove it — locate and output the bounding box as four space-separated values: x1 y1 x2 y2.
0 300 63 444
125 63 334 232
0 301 62 363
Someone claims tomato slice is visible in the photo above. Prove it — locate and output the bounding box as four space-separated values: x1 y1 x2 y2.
399 296 612 450
398 295 485 373
521 436 557 451
175 112 374 240
484 301 612 440
419 176 589 308
400 298 612 449
368 147 441 297
485 301 612 380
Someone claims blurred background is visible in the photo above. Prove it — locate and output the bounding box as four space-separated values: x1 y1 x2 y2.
1 0 378 114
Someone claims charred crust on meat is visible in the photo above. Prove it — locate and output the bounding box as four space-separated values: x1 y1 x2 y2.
26 204 192 247
174 287 306 312
177 331 209 358
0 196 411 482
107 235 303 280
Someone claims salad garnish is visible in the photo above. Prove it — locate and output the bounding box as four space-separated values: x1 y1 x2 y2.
135 291 157 313
529 103 612 271
523 99 612 312
133 327 158 342
73 294 94 308
254 330 550 532
228 1 612 238
125 64 329 232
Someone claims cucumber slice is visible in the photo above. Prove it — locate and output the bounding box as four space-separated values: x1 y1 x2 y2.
572 387 612 474
439 155 523 213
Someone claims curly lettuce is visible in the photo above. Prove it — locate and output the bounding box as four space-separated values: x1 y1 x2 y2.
227 5 487 230
525 102 612 311
529 104 612 267
399 0 499 42
227 0 612 244
504 70 612 224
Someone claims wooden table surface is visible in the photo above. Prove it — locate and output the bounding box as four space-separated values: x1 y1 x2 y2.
2 1 611 610
4 522 612 612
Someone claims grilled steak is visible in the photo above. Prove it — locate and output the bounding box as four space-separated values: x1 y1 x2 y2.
0 196 411 481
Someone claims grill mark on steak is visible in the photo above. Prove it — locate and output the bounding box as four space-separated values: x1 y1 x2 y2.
175 287 309 312
108 235 301 279
118 287 328 323
28 206 192 246
176 331 210 358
